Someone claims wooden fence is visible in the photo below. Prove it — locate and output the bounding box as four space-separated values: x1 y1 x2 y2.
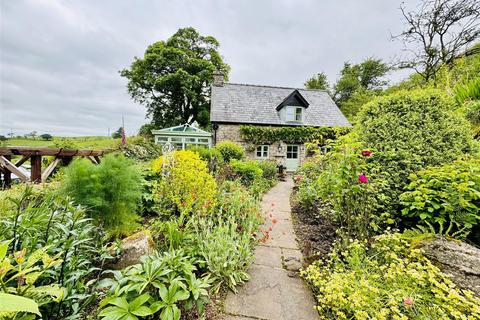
0 147 104 188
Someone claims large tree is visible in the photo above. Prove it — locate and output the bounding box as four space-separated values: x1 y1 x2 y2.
395 0 480 82
121 27 230 128
333 58 389 106
304 72 330 92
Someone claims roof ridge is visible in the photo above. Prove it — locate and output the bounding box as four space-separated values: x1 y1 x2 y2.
224 82 329 92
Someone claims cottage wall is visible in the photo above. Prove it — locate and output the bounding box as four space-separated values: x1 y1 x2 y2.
214 123 307 169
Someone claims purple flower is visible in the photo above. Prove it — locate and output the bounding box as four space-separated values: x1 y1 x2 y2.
358 174 368 184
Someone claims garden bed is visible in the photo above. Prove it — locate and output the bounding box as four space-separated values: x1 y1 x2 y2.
290 195 338 263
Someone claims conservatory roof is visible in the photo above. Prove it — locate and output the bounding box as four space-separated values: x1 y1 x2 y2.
151 124 212 137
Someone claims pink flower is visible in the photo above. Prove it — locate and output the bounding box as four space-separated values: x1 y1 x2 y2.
358 174 368 184
361 149 372 157
403 297 413 307
294 175 302 183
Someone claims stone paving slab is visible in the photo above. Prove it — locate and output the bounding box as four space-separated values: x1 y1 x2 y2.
224 179 319 320
224 264 318 320
254 245 282 268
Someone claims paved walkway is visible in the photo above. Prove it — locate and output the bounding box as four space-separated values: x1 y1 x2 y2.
223 179 319 320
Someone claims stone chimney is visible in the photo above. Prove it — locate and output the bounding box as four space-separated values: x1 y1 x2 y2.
212 70 224 87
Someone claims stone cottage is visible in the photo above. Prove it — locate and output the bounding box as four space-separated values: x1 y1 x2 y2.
210 73 350 171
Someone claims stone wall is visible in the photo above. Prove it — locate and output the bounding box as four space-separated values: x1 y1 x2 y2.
215 123 307 169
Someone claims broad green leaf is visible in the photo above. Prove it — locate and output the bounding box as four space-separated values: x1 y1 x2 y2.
131 306 153 317
0 293 41 315
129 293 150 311
0 240 12 261
109 297 129 310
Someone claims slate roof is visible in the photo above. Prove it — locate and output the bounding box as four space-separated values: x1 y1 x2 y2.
210 83 351 127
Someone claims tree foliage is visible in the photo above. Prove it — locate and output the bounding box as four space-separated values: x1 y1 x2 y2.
304 72 330 91
332 58 389 118
395 0 480 82
121 27 230 128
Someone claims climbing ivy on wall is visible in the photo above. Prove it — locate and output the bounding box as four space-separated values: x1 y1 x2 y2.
239 125 351 144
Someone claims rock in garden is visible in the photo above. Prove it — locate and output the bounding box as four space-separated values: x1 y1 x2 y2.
111 230 156 269
283 256 302 272
419 237 480 295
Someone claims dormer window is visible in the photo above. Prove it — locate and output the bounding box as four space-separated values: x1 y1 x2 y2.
286 106 303 122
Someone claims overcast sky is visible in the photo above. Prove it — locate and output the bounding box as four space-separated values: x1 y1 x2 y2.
0 0 420 137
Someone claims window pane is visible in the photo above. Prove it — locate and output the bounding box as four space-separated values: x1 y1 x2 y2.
286 107 295 121
171 137 182 142
295 108 302 121
157 137 168 142
186 137 196 143
198 138 209 143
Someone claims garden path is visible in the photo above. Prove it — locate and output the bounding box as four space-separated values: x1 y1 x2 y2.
223 179 319 320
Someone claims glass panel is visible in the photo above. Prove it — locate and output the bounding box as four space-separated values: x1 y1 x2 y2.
198 138 209 143
295 108 302 121
185 137 196 143
170 137 183 142
156 136 168 142
173 143 183 149
286 107 294 121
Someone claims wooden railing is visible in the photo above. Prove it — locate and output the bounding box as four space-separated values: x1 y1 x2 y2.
0 147 104 187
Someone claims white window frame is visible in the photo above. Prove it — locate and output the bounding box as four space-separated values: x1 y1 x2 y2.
286 106 303 122
256 145 269 158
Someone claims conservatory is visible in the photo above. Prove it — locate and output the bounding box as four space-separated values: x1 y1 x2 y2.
151 124 213 150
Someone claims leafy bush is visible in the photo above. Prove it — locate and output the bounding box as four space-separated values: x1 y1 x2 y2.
454 77 480 104
98 250 210 320
356 89 474 214
256 160 277 182
216 181 262 232
151 150 217 217
302 232 480 319
0 187 112 319
0 242 64 319
188 145 224 173
61 154 142 236
193 215 255 293
230 160 263 186
400 158 480 239
314 138 391 240
215 140 245 162
121 136 162 161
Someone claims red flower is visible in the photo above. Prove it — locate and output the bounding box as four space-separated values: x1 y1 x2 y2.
403 297 413 307
358 174 368 184
294 175 302 183
361 149 372 157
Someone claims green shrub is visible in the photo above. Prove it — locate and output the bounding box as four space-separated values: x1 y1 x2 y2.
309 136 390 240
400 158 480 239
151 150 217 217
98 250 210 320
0 242 64 319
256 160 277 182
356 89 474 214
217 180 262 231
230 159 263 186
193 215 255 293
215 140 245 162
121 136 162 160
302 232 480 319
454 77 480 104
61 154 142 236
0 186 112 319
188 145 224 173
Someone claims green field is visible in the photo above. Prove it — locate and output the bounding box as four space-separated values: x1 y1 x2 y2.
1 136 124 150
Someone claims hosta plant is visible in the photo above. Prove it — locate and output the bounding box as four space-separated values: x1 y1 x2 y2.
98 250 210 320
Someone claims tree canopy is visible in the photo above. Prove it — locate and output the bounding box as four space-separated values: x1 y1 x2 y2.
332 58 389 119
304 72 329 91
121 27 230 128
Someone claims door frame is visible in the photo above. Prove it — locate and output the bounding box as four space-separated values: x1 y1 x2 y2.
285 144 300 172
